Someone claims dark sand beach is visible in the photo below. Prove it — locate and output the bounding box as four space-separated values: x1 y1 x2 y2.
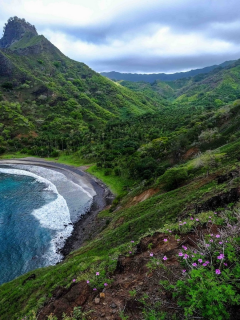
0 158 114 257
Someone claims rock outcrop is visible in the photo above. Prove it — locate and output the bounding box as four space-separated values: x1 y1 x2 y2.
0 16 38 49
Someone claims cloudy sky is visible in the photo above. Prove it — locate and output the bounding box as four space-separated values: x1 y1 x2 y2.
1 0 240 73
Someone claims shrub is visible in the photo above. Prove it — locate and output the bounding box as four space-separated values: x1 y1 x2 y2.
159 167 188 191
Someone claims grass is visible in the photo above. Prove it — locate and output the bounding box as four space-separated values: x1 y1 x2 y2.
86 165 133 195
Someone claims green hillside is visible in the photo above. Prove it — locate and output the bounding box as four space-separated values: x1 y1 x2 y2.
2 17 240 320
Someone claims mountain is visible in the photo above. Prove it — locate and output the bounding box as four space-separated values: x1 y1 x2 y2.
101 60 235 83
2 17 240 320
0 17 163 146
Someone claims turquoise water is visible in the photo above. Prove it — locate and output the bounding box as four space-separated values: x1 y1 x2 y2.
0 173 57 284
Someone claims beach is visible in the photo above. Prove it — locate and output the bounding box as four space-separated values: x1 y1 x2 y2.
0 158 114 257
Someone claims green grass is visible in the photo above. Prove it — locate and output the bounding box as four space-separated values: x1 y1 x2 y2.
86 165 132 195
0 152 31 159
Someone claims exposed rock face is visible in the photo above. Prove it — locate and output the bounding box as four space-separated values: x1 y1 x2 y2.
0 16 38 48
0 50 13 76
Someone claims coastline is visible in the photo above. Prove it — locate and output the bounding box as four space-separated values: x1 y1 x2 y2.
0 158 114 257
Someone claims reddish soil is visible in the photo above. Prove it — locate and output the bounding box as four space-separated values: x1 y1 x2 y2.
127 188 159 207
182 147 199 160
38 225 219 320
16 131 38 139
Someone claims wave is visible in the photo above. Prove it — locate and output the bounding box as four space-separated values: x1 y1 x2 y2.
0 168 72 264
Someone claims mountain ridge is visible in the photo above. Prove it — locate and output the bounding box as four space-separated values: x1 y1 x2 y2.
101 60 236 83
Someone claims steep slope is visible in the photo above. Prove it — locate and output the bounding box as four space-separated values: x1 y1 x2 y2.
0 17 162 142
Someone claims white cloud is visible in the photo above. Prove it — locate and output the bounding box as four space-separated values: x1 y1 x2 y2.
1 0 240 72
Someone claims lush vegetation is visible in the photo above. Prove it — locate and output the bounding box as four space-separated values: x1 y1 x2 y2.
2 17 240 320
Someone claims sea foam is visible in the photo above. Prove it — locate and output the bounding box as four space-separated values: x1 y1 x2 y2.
0 166 92 264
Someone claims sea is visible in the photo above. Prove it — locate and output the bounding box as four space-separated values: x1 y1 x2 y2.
0 164 95 285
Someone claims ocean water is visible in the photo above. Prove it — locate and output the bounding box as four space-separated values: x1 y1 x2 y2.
0 165 94 285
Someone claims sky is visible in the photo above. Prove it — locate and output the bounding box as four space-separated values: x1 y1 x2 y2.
1 0 240 73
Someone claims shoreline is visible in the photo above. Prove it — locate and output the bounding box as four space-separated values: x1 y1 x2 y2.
0 158 114 257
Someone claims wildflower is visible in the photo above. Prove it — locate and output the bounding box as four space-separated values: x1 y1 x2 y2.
217 254 224 260
183 253 189 259
96 272 100 276
210 239 213 242
209 216 211 219
214 212 217 215
219 242 223 245
192 263 197 267
216 235 220 238
205 261 210 264
150 253 153 257
129 251 132 254
178 252 183 257
224 263 228 266
206 244 210 247
182 270 186 273
210 234 213 236
192 255 195 257
164 239 168 242
87 280 90 284
216 269 221 275
198 259 203 263
169 230 172 233
163 256 168 260
182 245 187 250
177 239 180 241
196 218 199 221
179 223 183 226
73 279 76 282
93 288 97 291
131 241 134 243
104 283 108 286
183 222 187 225
203 263 207 267
190 217 194 220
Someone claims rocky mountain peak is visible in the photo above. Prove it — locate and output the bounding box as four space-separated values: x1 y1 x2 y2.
0 16 38 49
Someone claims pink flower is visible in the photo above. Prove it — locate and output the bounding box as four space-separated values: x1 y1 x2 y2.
182 245 187 250
163 256 168 260
104 283 108 286
210 239 213 242
93 288 97 291
205 261 210 264
192 255 195 257
164 239 168 242
203 263 207 266
169 231 172 233
183 254 189 259
217 254 224 260
219 242 223 245
216 235 220 238
206 244 210 247
210 234 213 236
192 263 197 267
150 253 153 257
224 263 228 266
129 251 132 254
216 269 221 275
87 280 90 284
214 212 217 215
73 279 76 282
183 222 187 225
198 259 203 263
190 217 193 220
179 223 182 226
177 239 180 241
196 218 199 221
182 270 186 273
178 252 183 257
131 241 134 243
96 272 100 276
209 216 211 219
